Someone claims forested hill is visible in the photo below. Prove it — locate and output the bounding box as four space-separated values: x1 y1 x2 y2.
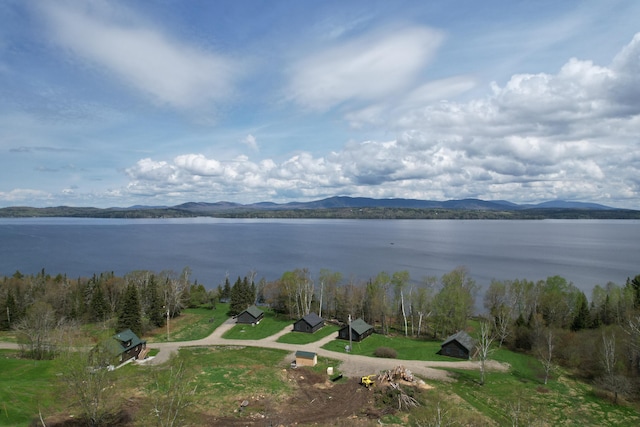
1 197 639 219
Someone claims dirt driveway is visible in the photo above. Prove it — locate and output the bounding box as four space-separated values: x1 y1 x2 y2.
146 320 509 382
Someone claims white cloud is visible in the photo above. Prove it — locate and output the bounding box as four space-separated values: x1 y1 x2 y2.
39 1 239 110
120 33 640 208
288 26 443 110
243 134 259 151
0 188 53 203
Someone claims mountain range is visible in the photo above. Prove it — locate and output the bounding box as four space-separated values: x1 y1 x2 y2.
2 197 638 219
167 197 618 213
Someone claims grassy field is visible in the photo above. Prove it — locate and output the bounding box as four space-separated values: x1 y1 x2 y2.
146 304 229 343
0 350 57 426
425 349 640 426
222 309 293 340
179 346 293 415
2 311 639 426
276 324 339 344
321 332 456 362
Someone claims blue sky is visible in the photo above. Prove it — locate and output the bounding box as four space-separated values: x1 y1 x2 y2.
1 0 639 208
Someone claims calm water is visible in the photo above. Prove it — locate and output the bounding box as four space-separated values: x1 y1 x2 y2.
0 218 638 298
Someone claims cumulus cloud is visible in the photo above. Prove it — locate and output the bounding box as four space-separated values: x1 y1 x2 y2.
38 1 238 110
121 33 640 207
288 26 443 110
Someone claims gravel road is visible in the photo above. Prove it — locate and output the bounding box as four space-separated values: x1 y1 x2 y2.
2 321 509 381
143 319 509 381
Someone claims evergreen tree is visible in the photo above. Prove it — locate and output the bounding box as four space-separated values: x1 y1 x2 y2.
229 276 254 316
116 283 142 336
222 277 231 301
571 291 590 331
626 274 640 309
147 275 165 328
90 284 108 322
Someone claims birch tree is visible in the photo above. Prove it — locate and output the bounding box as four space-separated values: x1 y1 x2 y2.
537 329 555 385
598 331 631 404
477 320 495 385
392 271 410 336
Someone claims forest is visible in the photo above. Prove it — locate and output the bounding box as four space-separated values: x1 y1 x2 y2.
2 266 640 424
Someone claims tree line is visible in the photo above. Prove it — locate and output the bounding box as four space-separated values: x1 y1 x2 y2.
2 265 640 398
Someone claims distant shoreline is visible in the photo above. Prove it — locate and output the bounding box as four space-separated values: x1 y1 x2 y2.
1 205 640 220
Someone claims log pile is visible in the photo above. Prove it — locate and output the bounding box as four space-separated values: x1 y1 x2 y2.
377 365 422 410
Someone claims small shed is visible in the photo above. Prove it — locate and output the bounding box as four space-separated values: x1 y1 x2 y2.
338 318 374 342
237 305 264 324
438 331 476 359
293 312 324 333
295 350 318 367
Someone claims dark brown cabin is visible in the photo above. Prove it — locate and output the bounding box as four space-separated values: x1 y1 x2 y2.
437 331 476 359
293 312 324 333
338 318 374 342
236 305 264 324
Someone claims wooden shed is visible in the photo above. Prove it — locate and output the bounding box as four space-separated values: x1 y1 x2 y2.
295 350 318 367
338 318 374 342
293 312 324 333
236 305 264 324
437 330 476 359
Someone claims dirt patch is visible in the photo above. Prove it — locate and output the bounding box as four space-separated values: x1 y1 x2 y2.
203 368 384 426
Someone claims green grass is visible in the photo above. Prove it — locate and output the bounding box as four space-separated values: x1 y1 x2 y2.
0 350 57 427
147 304 229 343
222 309 293 340
276 324 339 344
321 332 455 361
178 346 293 413
439 348 640 426
0 331 18 343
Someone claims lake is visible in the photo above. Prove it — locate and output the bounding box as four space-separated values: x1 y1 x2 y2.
0 218 638 300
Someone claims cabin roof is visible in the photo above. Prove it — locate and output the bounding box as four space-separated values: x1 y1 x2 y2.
243 305 264 319
300 312 323 327
350 318 373 335
295 350 317 359
442 331 476 352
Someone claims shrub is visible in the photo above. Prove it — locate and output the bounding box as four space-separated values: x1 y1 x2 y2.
374 347 397 359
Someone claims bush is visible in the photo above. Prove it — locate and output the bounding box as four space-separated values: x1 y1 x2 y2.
374 347 397 359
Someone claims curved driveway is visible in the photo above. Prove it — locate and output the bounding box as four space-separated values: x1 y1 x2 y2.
0 321 508 381
145 319 508 381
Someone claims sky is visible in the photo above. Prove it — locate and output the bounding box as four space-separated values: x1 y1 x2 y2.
1 0 639 209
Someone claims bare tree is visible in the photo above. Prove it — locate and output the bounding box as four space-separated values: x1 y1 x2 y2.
477 320 495 385
392 271 410 336
537 329 555 385
13 301 62 360
58 333 120 426
150 355 197 427
598 331 632 404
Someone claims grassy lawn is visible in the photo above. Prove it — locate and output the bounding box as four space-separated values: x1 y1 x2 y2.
0 331 18 343
223 309 293 340
179 346 293 413
437 349 640 426
0 350 57 426
276 324 339 344
146 304 229 343
321 332 456 362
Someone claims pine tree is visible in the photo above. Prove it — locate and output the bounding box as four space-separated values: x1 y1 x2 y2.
222 277 231 301
229 276 244 316
147 275 165 328
571 291 590 331
117 283 142 336
90 284 108 322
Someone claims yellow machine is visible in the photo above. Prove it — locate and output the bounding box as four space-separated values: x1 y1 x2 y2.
360 374 377 388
